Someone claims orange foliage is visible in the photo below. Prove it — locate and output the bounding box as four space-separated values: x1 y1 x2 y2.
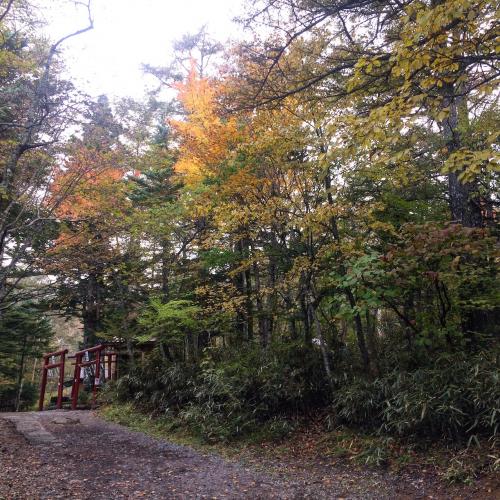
49 146 129 259
52 147 126 220
170 64 242 185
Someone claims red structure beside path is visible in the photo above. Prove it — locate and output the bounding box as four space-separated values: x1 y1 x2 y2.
38 349 68 411
38 345 117 411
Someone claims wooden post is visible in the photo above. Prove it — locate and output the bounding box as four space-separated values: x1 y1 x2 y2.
56 351 66 409
71 345 105 410
91 348 102 408
38 357 49 411
38 349 68 411
71 353 82 410
107 352 112 380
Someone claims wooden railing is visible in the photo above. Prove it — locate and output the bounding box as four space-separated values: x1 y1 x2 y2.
38 345 118 411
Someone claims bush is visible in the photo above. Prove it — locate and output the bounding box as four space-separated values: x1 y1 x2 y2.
332 351 500 441
114 352 198 415
111 344 499 444
177 342 327 441
112 342 328 442
332 376 385 427
0 382 38 411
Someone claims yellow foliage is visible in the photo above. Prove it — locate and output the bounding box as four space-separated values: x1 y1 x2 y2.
170 64 242 186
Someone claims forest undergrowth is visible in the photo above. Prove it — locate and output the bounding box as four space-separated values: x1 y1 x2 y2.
100 341 500 485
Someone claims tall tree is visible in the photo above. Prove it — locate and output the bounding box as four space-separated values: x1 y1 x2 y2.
240 0 499 227
0 0 93 311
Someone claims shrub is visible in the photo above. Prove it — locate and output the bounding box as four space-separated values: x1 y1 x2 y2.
114 352 198 415
112 342 328 442
332 351 500 441
332 376 385 428
111 344 499 444
0 382 38 411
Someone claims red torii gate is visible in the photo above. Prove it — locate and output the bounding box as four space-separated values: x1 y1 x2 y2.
38 345 118 411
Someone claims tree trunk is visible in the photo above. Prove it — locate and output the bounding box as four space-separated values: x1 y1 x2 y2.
253 257 270 348
234 241 247 342
126 339 135 368
266 232 278 345
441 84 493 339
365 309 380 377
442 84 482 228
284 291 298 340
300 273 312 346
161 239 170 304
308 299 334 395
14 331 28 411
185 331 198 363
241 237 254 341
345 288 371 373
243 265 254 341
324 168 372 374
159 342 173 362
402 294 416 352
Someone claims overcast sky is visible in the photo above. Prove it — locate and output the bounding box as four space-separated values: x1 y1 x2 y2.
41 0 243 99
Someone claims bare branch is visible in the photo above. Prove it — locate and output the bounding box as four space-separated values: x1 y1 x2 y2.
0 0 15 23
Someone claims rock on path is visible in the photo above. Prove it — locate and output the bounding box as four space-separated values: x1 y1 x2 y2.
2 412 61 445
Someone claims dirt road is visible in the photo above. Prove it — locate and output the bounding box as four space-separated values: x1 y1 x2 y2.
0 411 496 499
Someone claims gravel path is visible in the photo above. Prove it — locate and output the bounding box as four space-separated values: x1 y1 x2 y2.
0 411 497 499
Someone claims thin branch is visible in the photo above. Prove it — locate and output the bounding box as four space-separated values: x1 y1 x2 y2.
0 0 15 23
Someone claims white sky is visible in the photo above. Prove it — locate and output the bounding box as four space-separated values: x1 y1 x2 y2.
41 0 243 99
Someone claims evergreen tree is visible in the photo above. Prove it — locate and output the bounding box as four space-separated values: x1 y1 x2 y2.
0 303 53 410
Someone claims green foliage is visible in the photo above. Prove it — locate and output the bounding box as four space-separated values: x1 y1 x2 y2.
115 353 198 413
109 346 500 451
332 376 385 428
112 343 327 442
138 299 202 344
200 248 238 273
179 343 326 441
332 351 500 441
0 304 53 383
355 442 390 468
328 223 499 354
0 304 53 411
0 382 37 412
